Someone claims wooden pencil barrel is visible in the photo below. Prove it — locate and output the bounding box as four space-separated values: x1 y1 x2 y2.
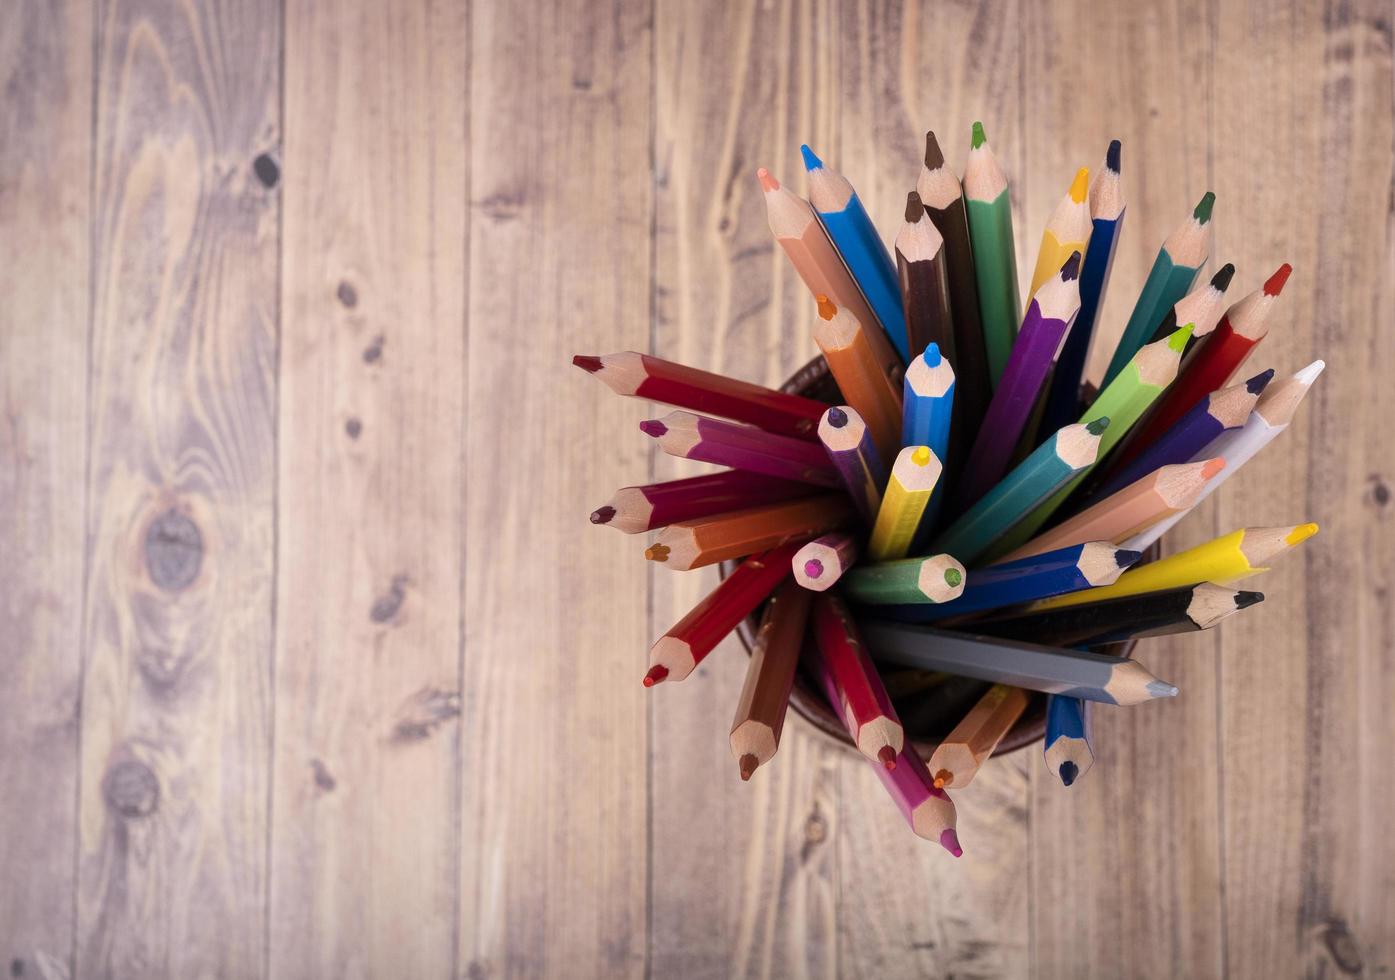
722 355 1144 762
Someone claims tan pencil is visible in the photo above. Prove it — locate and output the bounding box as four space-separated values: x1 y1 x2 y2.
645 494 852 570
813 297 904 463
730 579 814 780
928 684 1030 789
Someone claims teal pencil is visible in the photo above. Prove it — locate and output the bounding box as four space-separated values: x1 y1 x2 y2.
902 343 955 531
929 418 1109 566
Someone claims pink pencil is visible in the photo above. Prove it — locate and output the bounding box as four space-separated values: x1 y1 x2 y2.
641 411 841 487
874 746 963 855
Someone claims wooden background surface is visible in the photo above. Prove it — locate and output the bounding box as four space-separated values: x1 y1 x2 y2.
3 0 1392 977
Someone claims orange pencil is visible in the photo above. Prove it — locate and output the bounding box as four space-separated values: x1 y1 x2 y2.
813 296 904 463
928 684 1029 789
645 494 852 570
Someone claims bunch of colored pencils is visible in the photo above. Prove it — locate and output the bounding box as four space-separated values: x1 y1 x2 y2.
576 123 1321 858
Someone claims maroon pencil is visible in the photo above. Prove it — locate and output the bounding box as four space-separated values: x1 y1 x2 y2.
641 411 841 487
590 470 819 533
574 351 828 439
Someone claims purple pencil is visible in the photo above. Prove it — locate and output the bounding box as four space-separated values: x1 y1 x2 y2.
1092 368 1273 499
641 411 842 487
817 405 886 523
953 253 1082 512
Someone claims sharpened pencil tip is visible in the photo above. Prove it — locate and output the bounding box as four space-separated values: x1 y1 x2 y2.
905 191 924 223
1200 457 1227 479
1246 368 1276 394
756 167 779 192
1146 681 1179 698
816 294 837 320
1106 139 1121 173
923 342 942 368
940 828 963 857
1193 191 1216 223
639 419 668 438
590 505 616 525
800 144 822 171
878 746 897 770
739 753 759 781
1236 590 1265 610
572 354 603 373
1294 359 1326 384
1060 251 1082 281
1059 761 1079 786
911 446 932 467
1286 522 1319 545
1085 416 1110 435
1068 168 1089 203
923 131 945 169
1166 324 1194 352
644 543 670 562
932 771 950 789
1116 549 1144 569
804 559 824 580
1212 262 1236 291
1264 263 1293 296
643 665 669 687
971 121 987 148
826 406 848 428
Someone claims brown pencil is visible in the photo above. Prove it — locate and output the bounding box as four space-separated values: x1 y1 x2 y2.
895 192 953 363
730 579 814 780
927 684 1029 789
644 493 852 570
813 297 904 463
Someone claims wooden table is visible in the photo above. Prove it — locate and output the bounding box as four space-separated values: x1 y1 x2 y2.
3 0 1392 976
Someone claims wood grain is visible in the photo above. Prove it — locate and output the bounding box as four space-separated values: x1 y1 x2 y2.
76 0 279 975
0 2 90 975
269 1 467 977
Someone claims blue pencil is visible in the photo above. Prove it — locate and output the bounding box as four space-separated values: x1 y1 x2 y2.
870 541 1141 619
1043 140 1124 436
1045 694 1093 786
802 144 908 362
902 344 955 532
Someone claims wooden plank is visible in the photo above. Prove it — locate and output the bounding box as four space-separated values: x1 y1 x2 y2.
0 1 90 975
268 2 467 977
455 1 651 977
1212 2 1395 975
1022 4 1225 978
76 0 279 975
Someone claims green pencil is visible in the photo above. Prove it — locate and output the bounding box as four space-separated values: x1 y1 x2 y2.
963 121 1021 388
841 553 967 606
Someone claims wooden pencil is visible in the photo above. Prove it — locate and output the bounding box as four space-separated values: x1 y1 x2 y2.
810 593 905 768
813 297 904 463
954 253 1083 509
1027 167 1092 302
644 493 852 570
1101 192 1214 388
977 583 1264 647
918 131 990 443
861 622 1179 706
1125 360 1325 551
928 684 1029 789
841 553 967 606
730 578 814 780
590 470 817 534
644 541 801 686
1145 262 1235 346
868 445 942 561
1046 140 1123 436
817 405 885 524
901 344 955 529
1044 695 1093 785
792 531 860 591
573 351 828 439
896 192 953 362
872 743 962 855
1026 523 1318 612
641 410 840 487
932 418 1109 566
963 121 1022 386
803 144 908 361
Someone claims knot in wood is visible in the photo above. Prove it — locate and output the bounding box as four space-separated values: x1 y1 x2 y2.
103 760 159 818
145 509 203 591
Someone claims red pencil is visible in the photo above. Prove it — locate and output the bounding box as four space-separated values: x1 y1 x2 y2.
590 470 817 533
574 351 828 439
809 593 905 768
644 542 801 686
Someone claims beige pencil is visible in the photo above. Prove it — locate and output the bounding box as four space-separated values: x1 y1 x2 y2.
928 685 1030 789
730 579 814 780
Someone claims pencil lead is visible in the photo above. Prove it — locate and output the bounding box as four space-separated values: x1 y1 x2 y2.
1294 359 1326 384
816 294 837 320
803 559 825 580
1060 251 1082 281
1264 263 1293 296
1236 590 1265 610
1286 522 1319 545
1105 139 1121 173
1200 457 1227 479
1068 167 1089 203
1166 324 1195 352
1116 549 1144 569
911 446 932 466
939 828 963 857
922 342 942 368
1245 368 1276 394
943 566 963 587
800 144 823 172
590 505 616 525
572 354 603 373
739 753 759 781
1211 262 1236 291
638 419 668 438
1058 760 1079 786
971 121 987 149
642 665 669 688
1146 680 1179 698
932 770 950 789
825 406 848 428
878 745 898 770
756 167 779 192
1193 191 1216 223
1085 416 1110 436
644 543 670 562
923 131 945 169
905 191 924 223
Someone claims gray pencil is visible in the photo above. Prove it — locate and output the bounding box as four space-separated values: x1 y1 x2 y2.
860 622 1177 706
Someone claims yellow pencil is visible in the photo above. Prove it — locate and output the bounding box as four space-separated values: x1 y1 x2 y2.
1027 168 1091 302
868 445 942 561
1025 523 1317 612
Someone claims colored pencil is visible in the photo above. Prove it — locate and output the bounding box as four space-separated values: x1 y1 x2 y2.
1102 192 1214 387
868 445 942 561
932 418 1109 566
1131 263 1292 449
841 553 968 606
878 541 1140 619
1028 168 1091 302
792 531 860 591
901 344 955 529
1044 695 1093 785
574 351 827 439
644 493 852 570
996 457 1225 563
810 593 905 767
802 144 908 361
928 684 1029 789
862 622 1179 705
872 744 962 855
817 405 885 524
641 411 840 487
643 541 801 686
955 253 1083 507
1046 140 1123 436
918 131 990 443
730 578 813 780
896 192 953 362
813 298 904 463
1145 262 1236 346
1026 523 1318 612
1125 360 1325 551
978 583 1264 647
590 470 817 534
963 121 1022 386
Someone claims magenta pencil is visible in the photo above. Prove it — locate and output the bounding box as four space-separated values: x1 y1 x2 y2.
590 470 819 533
817 405 886 522
642 410 841 487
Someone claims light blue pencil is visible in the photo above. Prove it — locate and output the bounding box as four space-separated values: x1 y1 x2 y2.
1045 694 1093 785
902 344 955 533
